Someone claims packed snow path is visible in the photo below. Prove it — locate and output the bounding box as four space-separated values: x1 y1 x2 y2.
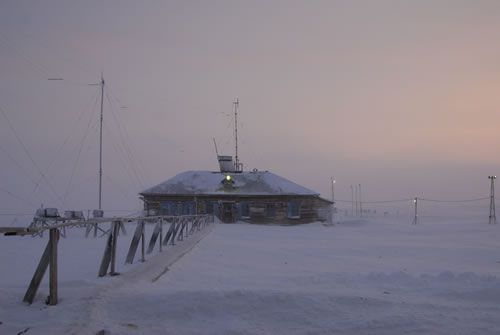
1 217 500 334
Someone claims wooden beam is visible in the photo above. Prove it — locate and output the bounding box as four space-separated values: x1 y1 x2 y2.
109 221 120 275
0 227 31 236
140 221 145 262
98 229 113 277
162 221 175 246
159 219 163 252
23 238 51 304
125 221 143 264
48 228 58 305
147 221 161 254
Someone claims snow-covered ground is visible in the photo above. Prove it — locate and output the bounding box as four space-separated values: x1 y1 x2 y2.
1 215 500 334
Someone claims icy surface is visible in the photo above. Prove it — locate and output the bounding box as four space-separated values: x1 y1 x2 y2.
1 216 500 334
141 170 319 196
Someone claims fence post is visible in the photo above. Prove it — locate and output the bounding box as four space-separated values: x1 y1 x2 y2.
98 221 120 277
159 218 163 252
48 228 59 305
125 220 143 264
23 228 59 305
140 220 145 262
109 221 120 275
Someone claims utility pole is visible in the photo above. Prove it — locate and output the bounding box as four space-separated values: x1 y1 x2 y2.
359 184 362 217
233 99 240 172
350 185 354 216
488 176 496 224
412 197 418 224
355 184 359 216
331 178 335 204
98 75 104 210
331 177 336 216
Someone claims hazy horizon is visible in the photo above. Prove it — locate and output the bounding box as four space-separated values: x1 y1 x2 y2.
1 1 500 217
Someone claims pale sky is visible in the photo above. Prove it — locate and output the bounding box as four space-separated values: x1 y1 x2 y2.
1 1 500 218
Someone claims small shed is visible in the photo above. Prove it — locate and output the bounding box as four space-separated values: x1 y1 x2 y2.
140 168 332 224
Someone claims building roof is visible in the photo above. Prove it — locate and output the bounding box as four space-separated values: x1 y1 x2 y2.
140 170 320 197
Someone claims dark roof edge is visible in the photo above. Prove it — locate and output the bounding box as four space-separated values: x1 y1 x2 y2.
139 192 322 197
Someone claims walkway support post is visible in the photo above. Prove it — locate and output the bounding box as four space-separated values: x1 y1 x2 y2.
23 228 59 305
48 228 59 305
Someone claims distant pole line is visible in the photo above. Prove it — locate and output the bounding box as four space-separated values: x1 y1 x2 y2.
0 105 64 207
359 184 362 218
334 197 490 204
350 185 354 216
412 197 418 224
488 176 497 224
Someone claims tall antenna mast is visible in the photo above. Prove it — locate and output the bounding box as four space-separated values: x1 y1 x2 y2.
488 176 497 224
98 75 105 210
233 98 240 171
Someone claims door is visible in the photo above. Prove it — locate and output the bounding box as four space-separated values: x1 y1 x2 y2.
221 202 235 223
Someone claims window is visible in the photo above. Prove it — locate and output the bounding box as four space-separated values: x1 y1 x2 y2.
205 201 214 214
287 200 300 219
266 203 276 217
239 202 250 219
160 201 176 215
160 201 195 215
182 201 196 215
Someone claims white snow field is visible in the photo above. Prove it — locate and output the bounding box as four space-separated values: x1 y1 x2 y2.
1 215 500 335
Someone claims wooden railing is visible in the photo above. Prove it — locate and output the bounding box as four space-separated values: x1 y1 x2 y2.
0 214 215 306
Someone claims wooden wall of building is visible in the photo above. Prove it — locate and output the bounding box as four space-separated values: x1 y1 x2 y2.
141 194 332 225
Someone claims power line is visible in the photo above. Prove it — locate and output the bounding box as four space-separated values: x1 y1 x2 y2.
104 175 135 201
62 91 101 203
419 197 489 203
335 198 412 204
102 119 143 192
104 90 145 189
0 187 36 207
335 197 488 204
33 88 101 196
0 105 64 207
0 142 45 204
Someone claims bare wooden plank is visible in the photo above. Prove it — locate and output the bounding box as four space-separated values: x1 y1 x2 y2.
23 238 51 304
0 227 31 235
109 221 120 276
189 219 198 235
177 221 185 241
147 222 161 254
125 222 143 264
140 221 145 262
159 220 163 253
119 222 127 235
162 221 175 246
98 230 113 277
170 219 182 245
48 228 58 305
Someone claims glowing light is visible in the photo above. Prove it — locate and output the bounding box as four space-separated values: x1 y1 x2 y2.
226 175 232 181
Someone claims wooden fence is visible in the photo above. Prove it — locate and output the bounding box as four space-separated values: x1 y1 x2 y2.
0 214 214 306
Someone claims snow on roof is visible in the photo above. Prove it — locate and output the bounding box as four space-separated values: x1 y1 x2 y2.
141 170 320 196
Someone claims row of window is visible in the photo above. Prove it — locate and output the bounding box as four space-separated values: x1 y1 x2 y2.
159 200 301 218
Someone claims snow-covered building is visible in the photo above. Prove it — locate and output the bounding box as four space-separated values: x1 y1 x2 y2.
140 161 332 224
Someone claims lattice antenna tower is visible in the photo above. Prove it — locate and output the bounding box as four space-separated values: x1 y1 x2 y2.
233 99 243 172
488 176 496 224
